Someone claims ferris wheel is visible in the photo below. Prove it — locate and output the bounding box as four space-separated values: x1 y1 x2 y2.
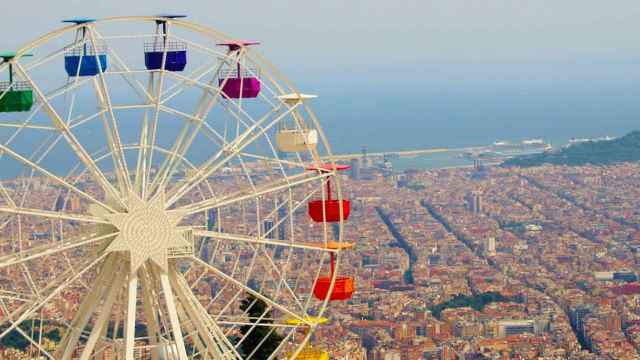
0 16 354 359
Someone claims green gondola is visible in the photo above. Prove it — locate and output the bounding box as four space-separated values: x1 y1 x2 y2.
0 52 34 113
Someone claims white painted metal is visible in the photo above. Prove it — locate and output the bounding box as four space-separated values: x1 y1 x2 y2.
0 16 347 359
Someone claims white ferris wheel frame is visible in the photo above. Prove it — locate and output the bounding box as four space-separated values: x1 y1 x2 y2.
0 16 351 360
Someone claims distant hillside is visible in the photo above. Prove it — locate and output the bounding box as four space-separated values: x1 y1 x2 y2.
503 131 640 168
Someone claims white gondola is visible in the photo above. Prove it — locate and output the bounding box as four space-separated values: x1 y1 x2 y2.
276 128 318 152
0 18 347 359
277 93 319 153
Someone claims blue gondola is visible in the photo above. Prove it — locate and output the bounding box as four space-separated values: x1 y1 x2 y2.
64 48 108 77
62 18 108 77
144 41 187 71
145 14 188 71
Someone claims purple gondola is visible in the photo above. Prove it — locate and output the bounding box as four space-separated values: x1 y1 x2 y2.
218 40 260 99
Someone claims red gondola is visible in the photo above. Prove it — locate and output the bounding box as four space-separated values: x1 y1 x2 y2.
313 243 355 301
308 163 351 222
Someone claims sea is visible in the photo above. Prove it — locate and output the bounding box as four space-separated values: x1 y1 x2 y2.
1 61 639 177
299 64 640 171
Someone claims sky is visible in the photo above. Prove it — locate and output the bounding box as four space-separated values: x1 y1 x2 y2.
1 1 639 151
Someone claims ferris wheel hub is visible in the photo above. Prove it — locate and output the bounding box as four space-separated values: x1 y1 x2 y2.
104 191 189 273
0 16 345 357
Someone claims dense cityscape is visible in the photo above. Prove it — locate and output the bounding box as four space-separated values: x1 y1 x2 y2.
0 5 638 359
3 153 640 359
313 158 640 359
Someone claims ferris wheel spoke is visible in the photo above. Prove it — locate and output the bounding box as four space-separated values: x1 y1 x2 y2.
92 29 154 103
166 103 299 207
210 100 291 181
88 29 133 195
170 270 241 358
256 245 307 312
148 51 243 196
159 60 223 106
0 290 33 303
0 143 116 213
206 218 310 318
0 301 55 359
153 30 236 104
138 269 162 360
123 270 139 360
0 252 107 342
77 263 126 360
0 255 91 322
148 71 227 197
179 171 330 215
143 26 179 200
146 109 193 196
245 326 285 360
0 231 117 269
190 256 310 326
0 18 343 358
57 254 120 359
133 70 158 197
194 119 308 178
12 63 125 208
0 181 16 208
237 151 307 170
193 230 336 254
0 122 56 131
155 268 189 359
91 77 132 195
0 205 110 224
165 68 263 125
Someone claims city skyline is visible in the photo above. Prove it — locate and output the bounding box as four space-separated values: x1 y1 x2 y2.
0 5 639 359
0 2 639 153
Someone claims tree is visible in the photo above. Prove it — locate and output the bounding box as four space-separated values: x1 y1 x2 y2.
45 328 61 342
238 293 284 359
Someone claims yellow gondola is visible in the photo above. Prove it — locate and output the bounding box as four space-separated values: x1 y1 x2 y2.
286 317 330 360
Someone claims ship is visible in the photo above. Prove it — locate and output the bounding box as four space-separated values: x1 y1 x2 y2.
566 135 615 148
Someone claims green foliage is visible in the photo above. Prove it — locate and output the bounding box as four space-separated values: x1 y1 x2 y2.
1 328 29 350
0 320 64 350
575 280 590 292
44 328 61 342
503 130 640 168
429 291 523 319
238 293 284 359
406 182 426 191
403 269 415 284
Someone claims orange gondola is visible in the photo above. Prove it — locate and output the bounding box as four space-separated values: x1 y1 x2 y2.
313 242 354 301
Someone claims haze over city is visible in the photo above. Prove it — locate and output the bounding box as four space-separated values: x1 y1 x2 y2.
1 1 639 151
0 2 639 360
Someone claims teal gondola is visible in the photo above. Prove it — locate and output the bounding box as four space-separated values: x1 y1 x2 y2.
0 52 33 113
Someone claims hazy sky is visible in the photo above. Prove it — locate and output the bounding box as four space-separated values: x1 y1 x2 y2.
1 1 639 151
2 1 638 69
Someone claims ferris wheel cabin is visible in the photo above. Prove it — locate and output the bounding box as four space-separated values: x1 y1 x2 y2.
286 317 330 359
307 163 352 222
145 15 188 71
0 52 33 113
312 242 355 301
276 93 320 153
62 19 108 77
218 40 261 99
